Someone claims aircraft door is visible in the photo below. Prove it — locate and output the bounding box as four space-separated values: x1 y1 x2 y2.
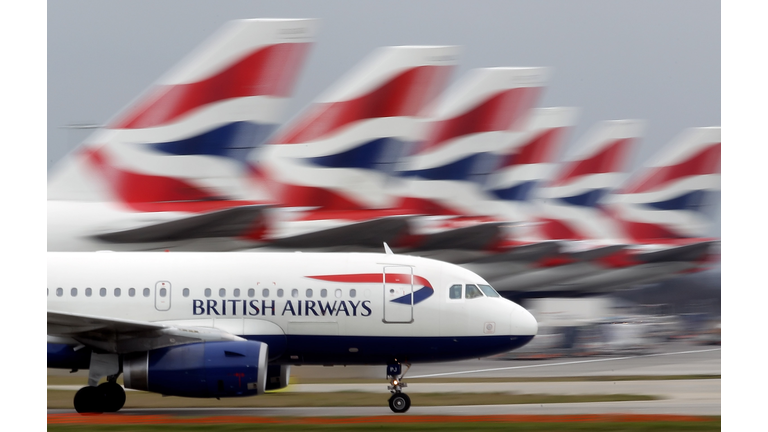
155 281 171 311
383 266 413 323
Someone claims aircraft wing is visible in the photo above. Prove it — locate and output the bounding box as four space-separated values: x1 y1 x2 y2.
47 310 243 354
630 241 716 263
266 214 411 248
93 204 268 244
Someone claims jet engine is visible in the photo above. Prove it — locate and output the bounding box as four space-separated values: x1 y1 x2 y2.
265 364 291 390
123 341 268 398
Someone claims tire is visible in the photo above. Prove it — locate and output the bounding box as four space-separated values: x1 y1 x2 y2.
98 382 126 412
388 393 411 413
73 386 102 414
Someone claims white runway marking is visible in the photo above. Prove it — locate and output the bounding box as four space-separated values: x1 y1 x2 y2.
410 348 721 378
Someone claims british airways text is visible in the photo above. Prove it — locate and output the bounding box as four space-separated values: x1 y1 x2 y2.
192 299 373 317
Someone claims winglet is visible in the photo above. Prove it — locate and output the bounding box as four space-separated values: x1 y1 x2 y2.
383 242 394 255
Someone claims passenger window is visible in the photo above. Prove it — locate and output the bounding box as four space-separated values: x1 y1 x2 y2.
478 284 500 298
262 288 269 298
233 288 241 298
204 288 211 298
465 284 484 299
182 288 190 297
86 288 92 297
129 288 136 297
335 289 342 298
321 289 327 298
248 288 255 297
350 289 356 298
99 288 107 297
71 288 77 297
143 288 150 297
56 288 63 297
291 289 299 298
277 289 284 298
159 288 166 297
219 288 226 298
306 289 313 298
114 288 121 297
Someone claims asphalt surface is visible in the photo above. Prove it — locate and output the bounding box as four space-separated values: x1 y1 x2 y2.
48 341 721 416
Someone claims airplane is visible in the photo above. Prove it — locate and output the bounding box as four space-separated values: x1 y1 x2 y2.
250 45 459 248
47 247 538 413
47 18 317 251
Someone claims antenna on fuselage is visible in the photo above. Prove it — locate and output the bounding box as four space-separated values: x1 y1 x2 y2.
383 242 394 255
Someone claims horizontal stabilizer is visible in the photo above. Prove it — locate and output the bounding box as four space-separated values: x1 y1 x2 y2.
631 241 715 263
93 205 268 243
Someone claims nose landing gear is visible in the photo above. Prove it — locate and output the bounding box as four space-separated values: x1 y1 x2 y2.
386 362 411 413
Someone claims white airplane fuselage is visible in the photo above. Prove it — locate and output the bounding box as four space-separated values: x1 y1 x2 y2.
48 251 537 365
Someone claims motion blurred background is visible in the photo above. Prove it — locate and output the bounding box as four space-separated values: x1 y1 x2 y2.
46 0 722 357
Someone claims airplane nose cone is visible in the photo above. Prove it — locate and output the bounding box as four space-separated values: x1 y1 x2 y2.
513 306 538 337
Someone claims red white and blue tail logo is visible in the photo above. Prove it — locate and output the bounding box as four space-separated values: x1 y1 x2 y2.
394 67 548 217
608 127 721 241
49 19 316 214
255 45 458 246
482 107 577 227
534 119 644 240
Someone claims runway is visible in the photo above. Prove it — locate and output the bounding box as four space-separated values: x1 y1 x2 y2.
48 343 720 417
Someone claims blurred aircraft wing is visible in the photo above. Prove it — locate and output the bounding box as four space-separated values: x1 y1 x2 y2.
93 204 268 244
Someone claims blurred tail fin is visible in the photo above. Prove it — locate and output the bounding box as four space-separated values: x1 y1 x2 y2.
48 18 317 212
481 106 578 231
535 119 645 240
608 127 721 241
394 67 549 216
486 106 578 203
263 45 459 212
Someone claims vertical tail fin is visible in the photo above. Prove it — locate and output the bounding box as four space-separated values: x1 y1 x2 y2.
535 119 645 240
394 67 549 216
608 127 721 241
49 18 317 212
262 45 459 212
483 106 578 224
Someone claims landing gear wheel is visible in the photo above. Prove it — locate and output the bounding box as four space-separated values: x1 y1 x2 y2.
388 393 411 413
74 386 102 413
98 382 126 412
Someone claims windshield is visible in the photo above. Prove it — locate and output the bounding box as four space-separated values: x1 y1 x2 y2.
465 284 484 299
478 284 500 297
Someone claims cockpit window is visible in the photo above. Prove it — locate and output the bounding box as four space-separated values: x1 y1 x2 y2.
465 284 484 299
449 284 462 299
478 284 500 298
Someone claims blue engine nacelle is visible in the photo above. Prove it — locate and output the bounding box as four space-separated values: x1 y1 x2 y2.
123 341 268 398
